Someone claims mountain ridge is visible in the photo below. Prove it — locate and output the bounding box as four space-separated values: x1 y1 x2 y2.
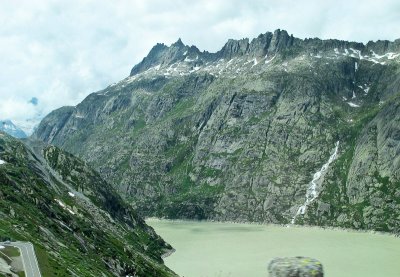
130 29 400 76
0 120 27 138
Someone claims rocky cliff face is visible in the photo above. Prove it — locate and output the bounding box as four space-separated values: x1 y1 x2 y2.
33 30 400 233
0 132 175 276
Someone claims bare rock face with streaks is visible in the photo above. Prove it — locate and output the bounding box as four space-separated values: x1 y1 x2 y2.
33 29 400 233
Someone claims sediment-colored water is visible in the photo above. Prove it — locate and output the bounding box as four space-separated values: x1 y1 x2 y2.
147 219 400 277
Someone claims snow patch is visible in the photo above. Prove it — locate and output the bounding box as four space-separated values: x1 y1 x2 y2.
355 62 358 72
55 199 76 215
189 66 201 73
225 59 234 68
371 51 385 59
2 122 16 131
67 208 75 215
265 55 276 64
347 102 360 107
0 159 5 165
184 56 194 62
243 60 253 66
367 58 384 65
68 192 75 197
387 52 400 59
350 48 363 59
55 199 66 208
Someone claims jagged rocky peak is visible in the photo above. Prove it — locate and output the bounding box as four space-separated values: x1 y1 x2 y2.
247 32 273 56
128 29 400 79
219 37 250 59
130 38 201 76
301 36 400 56
267 29 296 53
172 37 184 48
302 38 363 53
130 29 298 76
366 38 400 54
204 29 296 60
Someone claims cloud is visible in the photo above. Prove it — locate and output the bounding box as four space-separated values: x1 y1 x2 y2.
0 0 399 132
0 98 37 122
29 97 39 106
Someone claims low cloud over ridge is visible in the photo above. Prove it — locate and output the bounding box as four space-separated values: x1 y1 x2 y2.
1 0 399 132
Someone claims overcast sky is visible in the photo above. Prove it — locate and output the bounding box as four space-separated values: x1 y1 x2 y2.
1 0 400 132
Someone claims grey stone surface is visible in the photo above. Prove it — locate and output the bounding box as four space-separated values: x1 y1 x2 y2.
268 257 323 277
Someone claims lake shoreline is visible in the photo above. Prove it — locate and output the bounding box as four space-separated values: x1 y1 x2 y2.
146 217 400 238
161 248 176 259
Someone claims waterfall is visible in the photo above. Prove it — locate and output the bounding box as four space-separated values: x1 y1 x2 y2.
291 141 339 224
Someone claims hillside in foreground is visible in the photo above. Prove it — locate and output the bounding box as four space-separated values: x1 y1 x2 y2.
0 131 176 276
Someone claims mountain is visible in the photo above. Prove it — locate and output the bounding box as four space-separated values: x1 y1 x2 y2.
33 29 400 234
0 120 27 138
0 131 175 276
13 117 41 136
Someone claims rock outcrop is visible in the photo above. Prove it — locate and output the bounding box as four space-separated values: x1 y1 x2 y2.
268 257 324 277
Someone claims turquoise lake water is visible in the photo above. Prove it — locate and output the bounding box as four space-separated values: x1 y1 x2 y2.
147 219 400 277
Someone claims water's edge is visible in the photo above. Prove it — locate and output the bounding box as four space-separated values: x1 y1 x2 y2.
161 248 176 259
146 217 400 238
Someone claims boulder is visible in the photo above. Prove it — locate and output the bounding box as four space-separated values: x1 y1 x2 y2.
268 256 324 277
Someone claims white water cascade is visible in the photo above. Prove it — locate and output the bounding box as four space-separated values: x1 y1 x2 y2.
291 141 340 224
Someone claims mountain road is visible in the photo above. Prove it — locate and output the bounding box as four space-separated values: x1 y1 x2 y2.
0 241 42 277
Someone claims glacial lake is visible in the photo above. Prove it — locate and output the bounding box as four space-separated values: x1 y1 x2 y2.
146 219 400 277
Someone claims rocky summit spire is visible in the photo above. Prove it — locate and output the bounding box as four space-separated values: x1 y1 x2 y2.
172 38 185 48
216 29 297 60
130 43 168 75
268 29 295 52
130 38 201 76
